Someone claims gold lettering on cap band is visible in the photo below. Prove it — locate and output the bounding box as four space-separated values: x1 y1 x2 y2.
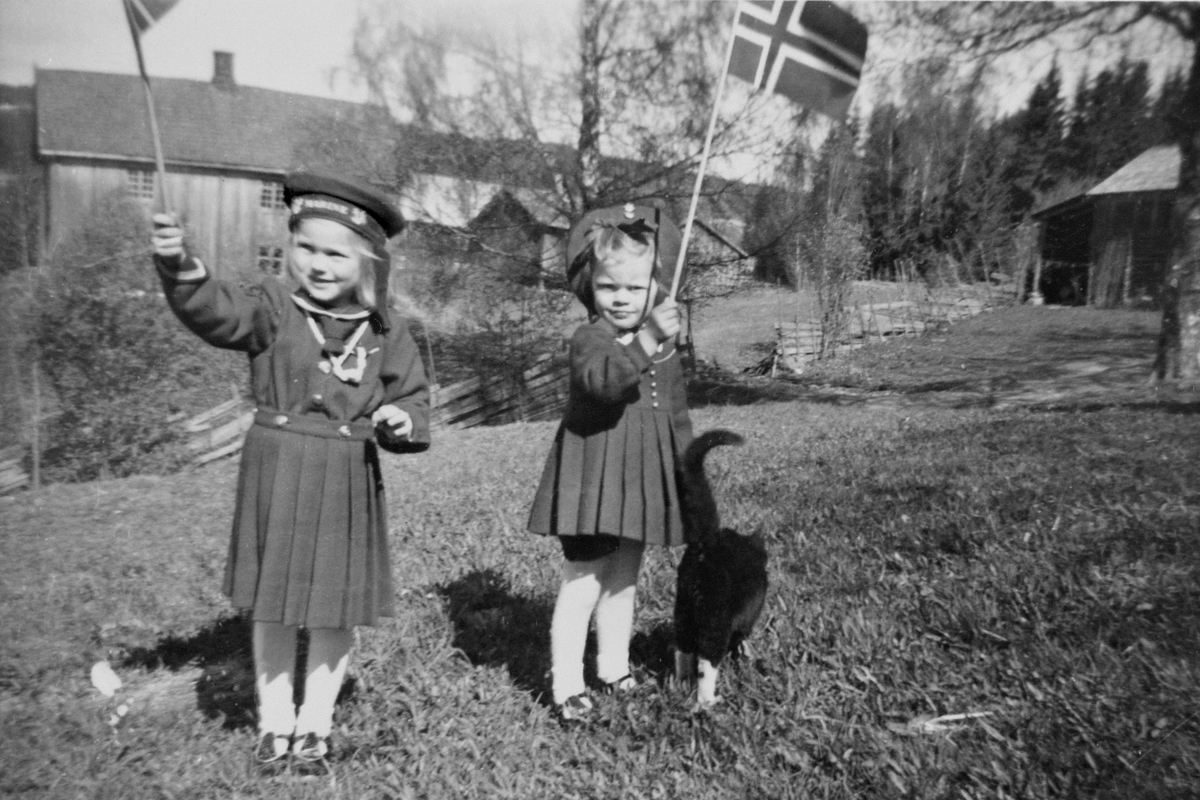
290 195 381 240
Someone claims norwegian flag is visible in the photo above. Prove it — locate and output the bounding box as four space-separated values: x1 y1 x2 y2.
728 0 868 120
123 0 181 35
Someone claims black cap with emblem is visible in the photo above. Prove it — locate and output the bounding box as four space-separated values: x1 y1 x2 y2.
564 202 684 312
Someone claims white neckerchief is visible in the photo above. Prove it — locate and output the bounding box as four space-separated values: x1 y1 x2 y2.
303 314 372 385
291 294 374 384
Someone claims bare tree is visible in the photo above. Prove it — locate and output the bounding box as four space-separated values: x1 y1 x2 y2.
347 0 783 215
896 1 1200 387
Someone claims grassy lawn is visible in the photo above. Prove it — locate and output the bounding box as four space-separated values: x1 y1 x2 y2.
2 306 1198 798
688 280 1007 372
791 305 1163 394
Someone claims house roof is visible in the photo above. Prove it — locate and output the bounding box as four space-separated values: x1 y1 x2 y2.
1087 145 1180 196
1032 145 1180 221
32 66 762 239
1030 192 1091 222
35 68 373 174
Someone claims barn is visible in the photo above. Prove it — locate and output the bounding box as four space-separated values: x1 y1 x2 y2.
33 54 387 281
28 55 758 297
1031 145 1180 307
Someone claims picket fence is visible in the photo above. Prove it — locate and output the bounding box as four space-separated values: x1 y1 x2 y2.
182 356 571 465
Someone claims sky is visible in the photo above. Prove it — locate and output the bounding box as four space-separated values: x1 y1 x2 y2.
1 0 1190 157
0 0 576 100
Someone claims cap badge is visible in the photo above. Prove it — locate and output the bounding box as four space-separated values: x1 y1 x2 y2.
623 203 636 219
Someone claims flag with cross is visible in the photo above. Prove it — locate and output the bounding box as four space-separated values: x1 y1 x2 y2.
728 0 868 120
121 0 181 211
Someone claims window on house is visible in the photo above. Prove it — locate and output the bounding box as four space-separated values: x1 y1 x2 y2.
257 245 285 275
127 169 156 201
260 181 286 210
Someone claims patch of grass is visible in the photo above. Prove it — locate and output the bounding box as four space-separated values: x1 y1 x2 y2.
688 280 999 373
3 394 1199 797
3 296 1199 798
791 305 1161 394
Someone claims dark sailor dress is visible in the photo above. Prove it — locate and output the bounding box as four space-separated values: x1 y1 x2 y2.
158 256 430 629
528 319 694 548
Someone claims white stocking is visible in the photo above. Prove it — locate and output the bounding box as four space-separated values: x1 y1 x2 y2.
594 539 644 684
550 558 602 704
295 627 353 741
254 621 298 740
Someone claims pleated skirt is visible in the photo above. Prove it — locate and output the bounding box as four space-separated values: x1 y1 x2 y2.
223 413 393 629
528 406 686 548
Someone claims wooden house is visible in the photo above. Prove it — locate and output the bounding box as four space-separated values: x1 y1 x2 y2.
31 56 759 295
34 54 381 280
1031 145 1179 307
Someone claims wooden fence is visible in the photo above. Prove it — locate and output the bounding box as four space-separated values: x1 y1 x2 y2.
183 397 255 466
180 356 571 465
0 360 572 486
430 356 569 430
768 288 1003 375
0 446 28 496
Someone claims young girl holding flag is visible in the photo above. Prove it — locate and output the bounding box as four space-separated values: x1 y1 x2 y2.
151 171 429 774
528 202 694 720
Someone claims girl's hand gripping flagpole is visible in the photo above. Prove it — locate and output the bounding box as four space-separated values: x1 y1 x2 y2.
669 1 742 301
122 0 180 215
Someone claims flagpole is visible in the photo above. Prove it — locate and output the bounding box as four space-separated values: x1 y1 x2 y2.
123 0 171 214
669 0 741 300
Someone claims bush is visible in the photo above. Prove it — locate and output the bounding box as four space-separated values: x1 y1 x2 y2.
33 193 243 482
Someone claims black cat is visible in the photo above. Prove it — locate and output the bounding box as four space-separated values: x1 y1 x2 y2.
674 429 768 707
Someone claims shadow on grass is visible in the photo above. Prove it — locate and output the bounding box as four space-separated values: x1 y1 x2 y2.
436 569 554 702
117 614 363 730
1023 398 1200 415
436 571 682 704
630 622 676 685
688 372 863 408
120 614 256 730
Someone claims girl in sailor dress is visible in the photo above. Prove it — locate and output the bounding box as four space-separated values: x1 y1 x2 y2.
527 202 693 720
151 171 429 774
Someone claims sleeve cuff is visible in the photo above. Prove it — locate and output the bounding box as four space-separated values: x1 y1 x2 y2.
155 254 208 283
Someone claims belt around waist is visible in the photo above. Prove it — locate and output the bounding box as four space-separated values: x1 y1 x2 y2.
253 409 376 442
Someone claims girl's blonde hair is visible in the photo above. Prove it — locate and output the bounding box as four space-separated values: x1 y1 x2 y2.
568 226 663 314
286 225 383 309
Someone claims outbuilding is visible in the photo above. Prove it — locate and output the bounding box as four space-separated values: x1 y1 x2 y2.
1030 145 1179 307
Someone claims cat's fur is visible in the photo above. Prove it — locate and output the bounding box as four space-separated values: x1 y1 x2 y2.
674 429 768 706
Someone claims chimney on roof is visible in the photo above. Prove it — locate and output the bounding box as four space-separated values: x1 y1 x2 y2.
212 51 235 91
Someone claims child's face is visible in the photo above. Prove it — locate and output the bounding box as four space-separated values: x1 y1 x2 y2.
290 217 364 306
591 249 656 332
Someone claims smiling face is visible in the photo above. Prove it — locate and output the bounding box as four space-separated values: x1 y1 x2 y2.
591 248 657 332
289 217 366 307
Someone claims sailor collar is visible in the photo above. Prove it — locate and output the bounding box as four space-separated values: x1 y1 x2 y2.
291 292 372 320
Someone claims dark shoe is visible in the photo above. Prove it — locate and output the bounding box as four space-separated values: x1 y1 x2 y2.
291 732 331 777
556 693 594 722
253 733 290 777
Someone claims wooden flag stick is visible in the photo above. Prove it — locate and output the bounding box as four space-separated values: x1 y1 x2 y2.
123 1 171 213
669 1 741 300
